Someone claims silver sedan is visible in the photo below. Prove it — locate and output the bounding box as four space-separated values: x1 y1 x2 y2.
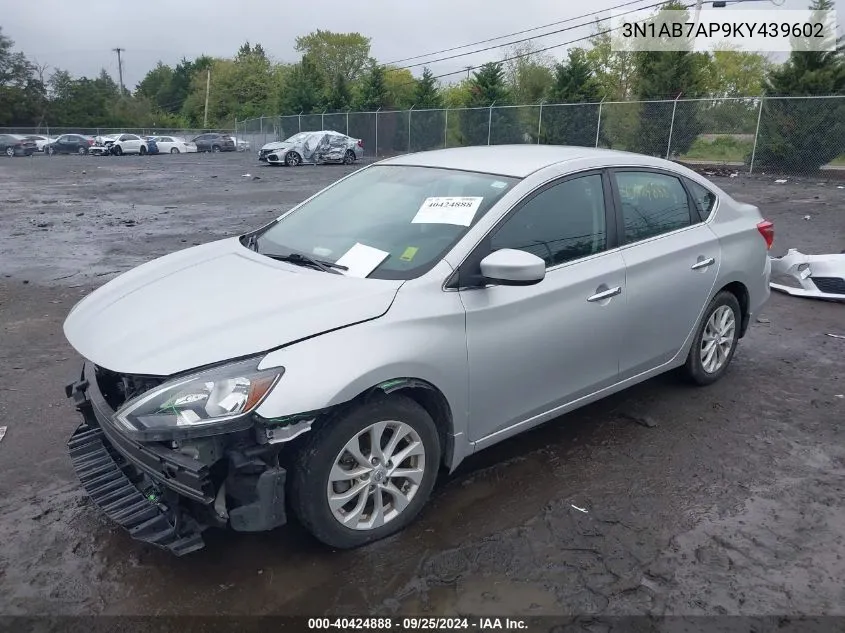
63 145 772 553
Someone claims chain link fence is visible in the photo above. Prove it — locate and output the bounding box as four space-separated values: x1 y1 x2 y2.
234 96 845 174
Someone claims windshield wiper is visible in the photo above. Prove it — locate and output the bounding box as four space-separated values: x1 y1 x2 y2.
263 252 348 274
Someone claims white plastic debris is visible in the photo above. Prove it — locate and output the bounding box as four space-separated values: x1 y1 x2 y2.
729 172 738 178
242 173 252 178
838 186 844 189
775 179 787 183
826 333 845 340
803 215 812 220
769 249 845 301
835 394 844 399
571 504 589 513
0 426 6 444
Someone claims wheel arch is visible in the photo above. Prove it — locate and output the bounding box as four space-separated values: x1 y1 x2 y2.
717 280 750 337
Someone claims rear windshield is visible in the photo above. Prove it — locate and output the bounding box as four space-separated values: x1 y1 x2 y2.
255 165 519 280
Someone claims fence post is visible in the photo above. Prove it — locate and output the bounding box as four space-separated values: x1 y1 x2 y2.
408 105 415 153
444 108 448 148
322 109 326 130
375 107 381 157
346 110 349 136
595 98 605 148
537 100 544 144
665 94 682 160
298 111 302 133
749 97 764 174
487 101 496 145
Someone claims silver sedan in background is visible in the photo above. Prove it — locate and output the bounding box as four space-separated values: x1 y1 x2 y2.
62 145 772 554
259 130 364 166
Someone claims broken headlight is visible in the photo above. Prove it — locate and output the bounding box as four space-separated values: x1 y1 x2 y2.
113 358 283 441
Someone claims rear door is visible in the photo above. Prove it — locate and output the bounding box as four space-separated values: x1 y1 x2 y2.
610 168 721 379
460 171 627 443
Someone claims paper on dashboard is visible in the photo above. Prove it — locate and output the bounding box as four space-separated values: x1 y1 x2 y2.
335 242 390 278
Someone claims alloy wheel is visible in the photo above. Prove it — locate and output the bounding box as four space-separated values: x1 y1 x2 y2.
327 420 426 531
700 305 736 374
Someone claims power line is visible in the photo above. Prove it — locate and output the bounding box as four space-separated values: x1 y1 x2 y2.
385 0 655 66
396 0 680 72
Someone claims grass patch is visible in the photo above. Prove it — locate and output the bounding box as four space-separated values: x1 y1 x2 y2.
680 135 752 163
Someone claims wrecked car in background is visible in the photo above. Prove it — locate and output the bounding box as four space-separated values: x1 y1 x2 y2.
259 131 363 166
89 135 118 156
770 249 845 301
63 145 772 556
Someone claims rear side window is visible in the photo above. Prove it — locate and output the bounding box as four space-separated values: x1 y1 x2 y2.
685 178 717 220
491 174 607 267
614 171 692 243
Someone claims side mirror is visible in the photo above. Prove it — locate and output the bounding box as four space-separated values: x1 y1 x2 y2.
479 249 546 286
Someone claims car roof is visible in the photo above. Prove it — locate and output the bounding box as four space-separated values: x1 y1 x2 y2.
378 145 673 178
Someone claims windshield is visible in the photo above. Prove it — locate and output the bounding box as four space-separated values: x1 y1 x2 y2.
254 165 519 280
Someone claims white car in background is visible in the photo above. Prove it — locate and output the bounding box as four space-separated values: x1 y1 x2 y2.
231 136 251 152
110 133 150 156
152 136 197 154
23 134 56 151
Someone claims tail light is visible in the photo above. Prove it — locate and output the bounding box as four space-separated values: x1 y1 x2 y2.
87 138 94 145
357 139 363 148
757 220 774 250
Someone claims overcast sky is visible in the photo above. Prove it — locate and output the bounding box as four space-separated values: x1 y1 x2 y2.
1 0 841 89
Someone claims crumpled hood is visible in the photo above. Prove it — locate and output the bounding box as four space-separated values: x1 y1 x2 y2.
261 141 291 153
64 237 403 376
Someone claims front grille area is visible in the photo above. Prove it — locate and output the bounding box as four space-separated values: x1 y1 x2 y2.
94 365 166 411
812 277 845 296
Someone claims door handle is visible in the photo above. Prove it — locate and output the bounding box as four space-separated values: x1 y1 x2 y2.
691 257 715 270
587 286 622 302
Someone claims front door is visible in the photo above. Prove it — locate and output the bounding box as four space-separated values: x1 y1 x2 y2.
610 169 721 379
459 172 627 443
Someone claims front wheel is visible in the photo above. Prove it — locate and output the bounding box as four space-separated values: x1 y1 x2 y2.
47 146 55 155
285 151 301 166
139 145 147 156
683 291 741 386
112 145 123 156
170 147 179 154
211 145 220 153
290 394 441 549
78 146 87 155
5 147 13 157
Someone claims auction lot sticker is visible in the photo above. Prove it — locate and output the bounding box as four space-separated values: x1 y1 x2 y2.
412 197 484 227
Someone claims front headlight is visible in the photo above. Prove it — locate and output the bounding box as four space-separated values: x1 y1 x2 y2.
114 358 283 441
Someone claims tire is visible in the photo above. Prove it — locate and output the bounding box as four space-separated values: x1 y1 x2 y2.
47 146 55 156
112 145 123 156
78 146 88 155
5 147 13 157
285 151 301 167
290 394 441 549
212 145 221 153
683 290 742 386
170 147 179 154
343 150 356 165
139 145 147 156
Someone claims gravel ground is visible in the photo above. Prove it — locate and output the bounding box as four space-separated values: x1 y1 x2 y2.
0 152 843 618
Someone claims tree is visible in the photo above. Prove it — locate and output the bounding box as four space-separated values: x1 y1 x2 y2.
325 73 352 111
136 62 175 110
586 19 637 100
384 66 416 109
462 62 519 145
503 42 554 104
413 67 442 109
0 27 46 126
294 30 371 82
632 2 710 156
753 0 845 171
279 54 324 114
542 48 603 147
356 63 389 110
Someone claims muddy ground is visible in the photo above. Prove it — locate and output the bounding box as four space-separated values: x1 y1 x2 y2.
0 152 843 618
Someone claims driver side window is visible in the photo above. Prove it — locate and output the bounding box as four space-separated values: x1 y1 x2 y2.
490 174 607 268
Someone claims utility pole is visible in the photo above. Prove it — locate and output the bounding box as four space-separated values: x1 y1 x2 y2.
112 48 125 94
465 66 472 80
203 69 211 128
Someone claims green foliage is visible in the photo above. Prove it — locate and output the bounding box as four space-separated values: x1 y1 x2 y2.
294 30 372 83
413 67 442 109
632 2 710 155
279 55 325 115
0 27 46 126
586 21 637 100
356 63 389 110
503 42 554 104
462 62 521 145
542 48 603 147
680 135 753 162
384 67 416 109
410 68 445 151
753 0 845 172
325 73 352 112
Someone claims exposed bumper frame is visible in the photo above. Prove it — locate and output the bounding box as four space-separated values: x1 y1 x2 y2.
769 249 845 301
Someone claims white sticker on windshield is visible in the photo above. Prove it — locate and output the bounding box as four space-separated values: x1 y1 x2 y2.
412 197 483 227
491 181 508 189
335 242 390 278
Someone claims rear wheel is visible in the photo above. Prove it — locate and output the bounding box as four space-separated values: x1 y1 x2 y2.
290 394 440 549
212 145 221 153
47 146 55 156
78 146 87 155
683 291 741 386
5 147 13 157
170 147 179 154
139 145 147 156
285 151 302 167
343 150 356 165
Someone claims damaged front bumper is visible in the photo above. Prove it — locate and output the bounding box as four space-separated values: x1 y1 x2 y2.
65 362 289 555
769 249 845 301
